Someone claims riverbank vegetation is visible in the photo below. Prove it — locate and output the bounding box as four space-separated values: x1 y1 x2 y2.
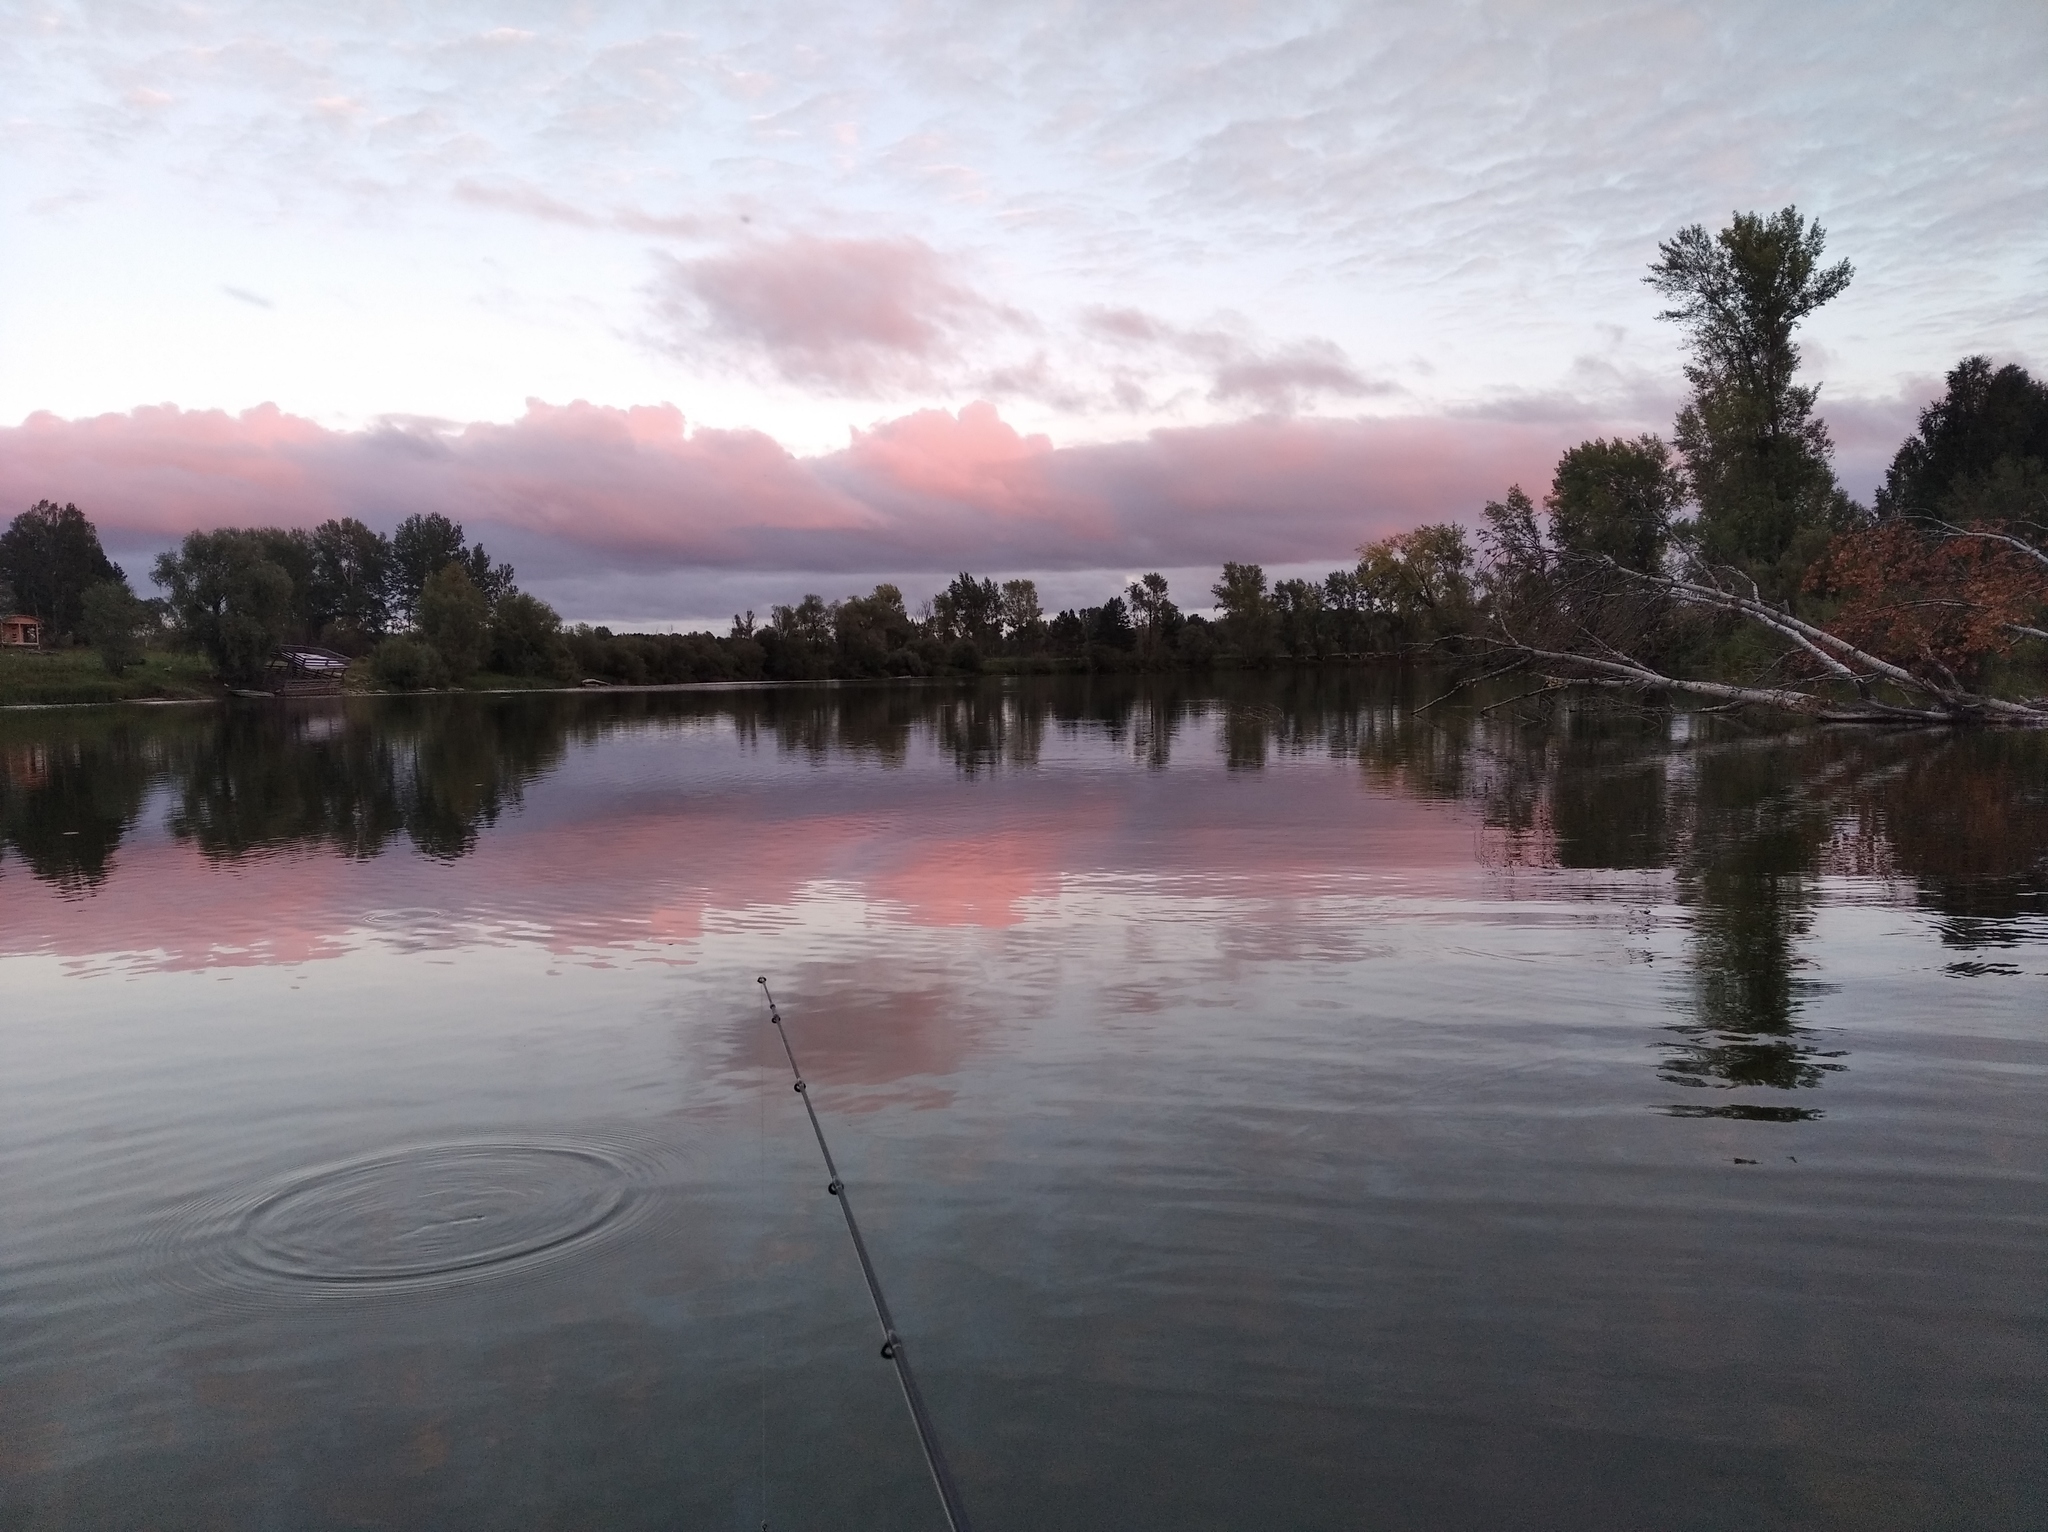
4 207 2042 718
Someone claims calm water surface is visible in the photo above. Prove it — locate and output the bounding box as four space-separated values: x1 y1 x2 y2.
2 674 2044 1529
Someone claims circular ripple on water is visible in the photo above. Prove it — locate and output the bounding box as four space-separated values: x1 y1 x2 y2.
161 1139 653 1302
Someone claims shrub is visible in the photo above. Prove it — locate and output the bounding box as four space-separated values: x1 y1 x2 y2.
81 580 148 677
369 635 450 691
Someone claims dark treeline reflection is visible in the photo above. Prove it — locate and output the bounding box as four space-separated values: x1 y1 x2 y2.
4 679 2043 1112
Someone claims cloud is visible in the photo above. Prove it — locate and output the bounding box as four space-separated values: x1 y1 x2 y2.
2 397 1597 590
220 286 274 309
652 235 1004 391
1080 305 1390 414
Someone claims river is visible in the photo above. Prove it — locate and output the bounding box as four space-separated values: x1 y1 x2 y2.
2 674 2043 1529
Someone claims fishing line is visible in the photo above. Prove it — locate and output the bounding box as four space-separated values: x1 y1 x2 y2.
756 976 975 1532
757 997 770 1532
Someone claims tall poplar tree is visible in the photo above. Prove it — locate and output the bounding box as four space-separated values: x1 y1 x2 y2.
1646 207 1858 590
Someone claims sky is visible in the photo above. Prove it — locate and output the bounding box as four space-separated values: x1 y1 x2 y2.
2 0 2043 625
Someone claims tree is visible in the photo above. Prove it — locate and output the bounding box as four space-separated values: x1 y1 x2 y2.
392 514 515 625
1271 577 1325 658
152 530 295 684
0 501 123 640
932 573 1002 646
81 580 148 676
1212 561 1276 659
833 584 916 673
1356 525 1475 645
1546 436 1683 573
249 527 318 640
1876 356 2048 521
309 517 394 646
417 563 489 680
488 591 569 678
1000 579 1044 649
1124 573 1179 656
1089 595 1136 651
1646 207 1857 584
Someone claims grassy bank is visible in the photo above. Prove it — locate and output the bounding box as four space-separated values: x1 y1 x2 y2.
0 649 219 707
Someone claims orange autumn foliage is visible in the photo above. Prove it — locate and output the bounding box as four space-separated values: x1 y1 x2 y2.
1805 521 2048 682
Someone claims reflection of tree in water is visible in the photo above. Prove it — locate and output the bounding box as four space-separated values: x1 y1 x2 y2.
1657 737 1845 1115
168 696 573 862
932 688 1044 775
0 716 178 894
1367 696 2048 1120
6 679 2043 1081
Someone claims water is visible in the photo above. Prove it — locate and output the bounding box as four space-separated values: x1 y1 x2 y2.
1 674 2043 1530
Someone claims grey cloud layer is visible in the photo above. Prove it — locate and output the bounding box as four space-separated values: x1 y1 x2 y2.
9 0 2041 427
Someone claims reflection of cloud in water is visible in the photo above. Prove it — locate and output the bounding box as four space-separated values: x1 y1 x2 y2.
3 682 2044 1129
716 963 999 1108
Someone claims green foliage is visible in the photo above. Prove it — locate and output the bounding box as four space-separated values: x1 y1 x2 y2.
832 585 918 675
1355 525 1476 646
1000 579 1045 648
247 527 318 639
0 500 123 640
309 517 394 647
1876 356 2048 521
81 581 149 677
1647 207 1857 586
1212 561 1276 660
369 634 452 691
1546 435 1683 573
417 564 489 680
152 529 296 685
487 591 570 678
932 573 1002 645
392 514 514 624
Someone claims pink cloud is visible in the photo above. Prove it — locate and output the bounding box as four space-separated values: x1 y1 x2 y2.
1 397 1594 577
654 235 999 390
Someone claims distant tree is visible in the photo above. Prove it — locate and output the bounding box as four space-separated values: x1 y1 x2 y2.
487 591 569 678
932 573 1002 646
1125 573 1180 658
1047 609 1088 656
1000 578 1045 650
417 563 489 680
1646 206 1859 586
1876 356 2048 522
0 501 123 640
1088 595 1137 651
1271 577 1325 659
1356 525 1475 645
771 593 833 646
391 513 514 625
1547 436 1684 573
1321 566 1368 653
309 517 394 647
833 584 916 673
245 527 318 640
152 530 295 684
81 580 148 676
1212 561 1276 659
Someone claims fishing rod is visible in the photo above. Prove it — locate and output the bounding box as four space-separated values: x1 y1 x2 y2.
757 976 975 1532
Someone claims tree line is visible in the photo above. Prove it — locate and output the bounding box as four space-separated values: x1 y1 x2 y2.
1473 207 2048 723
6 205 2042 709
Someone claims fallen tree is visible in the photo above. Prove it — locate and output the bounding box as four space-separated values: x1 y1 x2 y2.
1490 531 2048 725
